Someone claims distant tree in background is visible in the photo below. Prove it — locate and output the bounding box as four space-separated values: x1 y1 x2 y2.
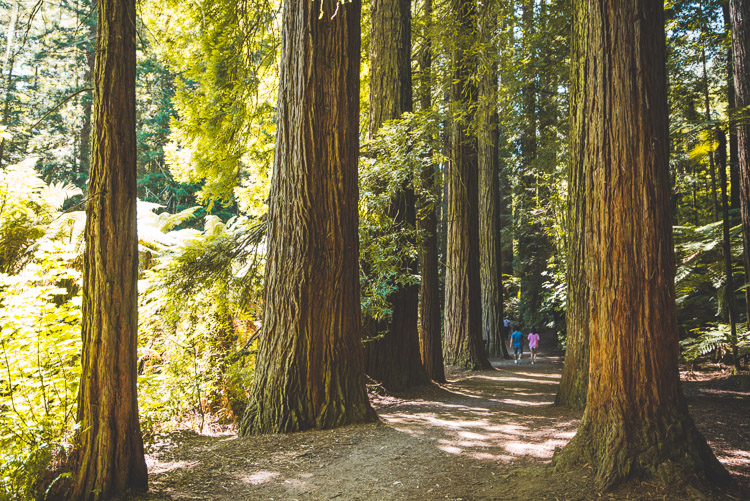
477 0 508 360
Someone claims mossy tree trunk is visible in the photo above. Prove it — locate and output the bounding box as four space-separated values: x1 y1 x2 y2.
555 3 589 410
239 0 376 435
444 0 491 371
553 0 732 490
363 0 427 391
416 0 445 383
71 0 148 498
477 0 508 360
730 0 750 328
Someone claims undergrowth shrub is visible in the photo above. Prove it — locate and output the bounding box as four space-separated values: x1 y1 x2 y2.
138 214 265 439
0 162 83 500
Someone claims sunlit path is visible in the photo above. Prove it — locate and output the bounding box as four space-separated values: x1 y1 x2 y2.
129 342 748 500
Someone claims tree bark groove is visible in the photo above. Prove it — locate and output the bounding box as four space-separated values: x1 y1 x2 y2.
730 0 750 330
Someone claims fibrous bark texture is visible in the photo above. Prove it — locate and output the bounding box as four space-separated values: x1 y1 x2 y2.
555 4 589 410
443 0 491 370
72 0 148 498
363 0 427 391
477 0 508 360
417 0 446 383
553 0 732 490
731 0 750 330
239 0 375 435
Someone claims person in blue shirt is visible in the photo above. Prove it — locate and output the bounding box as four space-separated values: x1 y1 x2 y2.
510 329 524 364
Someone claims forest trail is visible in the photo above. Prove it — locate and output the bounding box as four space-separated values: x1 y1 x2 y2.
133 343 749 501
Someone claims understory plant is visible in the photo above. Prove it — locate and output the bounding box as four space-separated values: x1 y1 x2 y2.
0 161 83 499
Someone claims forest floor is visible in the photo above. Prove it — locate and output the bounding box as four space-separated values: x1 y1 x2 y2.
130 340 749 501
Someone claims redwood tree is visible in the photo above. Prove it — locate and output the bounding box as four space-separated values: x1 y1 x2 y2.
443 0 491 370
72 0 148 498
363 0 426 390
477 0 508 360
553 0 731 490
416 0 446 383
555 3 589 410
731 0 750 329
239 0 375 435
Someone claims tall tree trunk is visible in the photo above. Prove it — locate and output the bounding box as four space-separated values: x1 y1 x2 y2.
723 2 741 214
478 0 508 360
239 0 375 435
79 0 96 185
363 0 426 391
700 4 720 222
716 131 741 370
556 2 589 410
72 0 148 498
498 12 513 278
444 0 491 370
553 0 731 490
731 0 750 331
417 0 445 383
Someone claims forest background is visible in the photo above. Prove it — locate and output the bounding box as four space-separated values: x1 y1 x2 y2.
0 0 748 498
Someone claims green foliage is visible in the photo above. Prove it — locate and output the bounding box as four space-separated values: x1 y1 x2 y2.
0 162 264 496
143 0 279 209
673 221 744 336
139 211 266 435
680 323 750 364
359 110 444 330
0 163 83 500
0 160 81 274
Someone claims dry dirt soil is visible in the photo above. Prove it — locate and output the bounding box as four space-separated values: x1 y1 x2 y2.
129 343 749 501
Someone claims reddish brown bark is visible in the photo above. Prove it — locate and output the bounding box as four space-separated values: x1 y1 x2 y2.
478 0 508 360
363 0 426 391
556 2 589 410
416 0 445 383
239 0 375 435
443 0 491 370
731 0 750 330
553 0 731 490
72 0 148 498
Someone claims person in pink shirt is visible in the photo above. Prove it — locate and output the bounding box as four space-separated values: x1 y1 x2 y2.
527 329 540 364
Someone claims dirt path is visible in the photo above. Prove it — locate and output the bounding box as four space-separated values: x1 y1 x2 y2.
132 349 749 501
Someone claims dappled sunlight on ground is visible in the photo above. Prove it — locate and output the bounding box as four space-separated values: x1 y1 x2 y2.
234 470 280 485
133 354 748 500
145 459 200 476
377 358 581 465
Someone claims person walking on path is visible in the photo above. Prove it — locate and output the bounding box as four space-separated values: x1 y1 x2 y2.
527 329 540 364
510 328 524 364
503 318 513 343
